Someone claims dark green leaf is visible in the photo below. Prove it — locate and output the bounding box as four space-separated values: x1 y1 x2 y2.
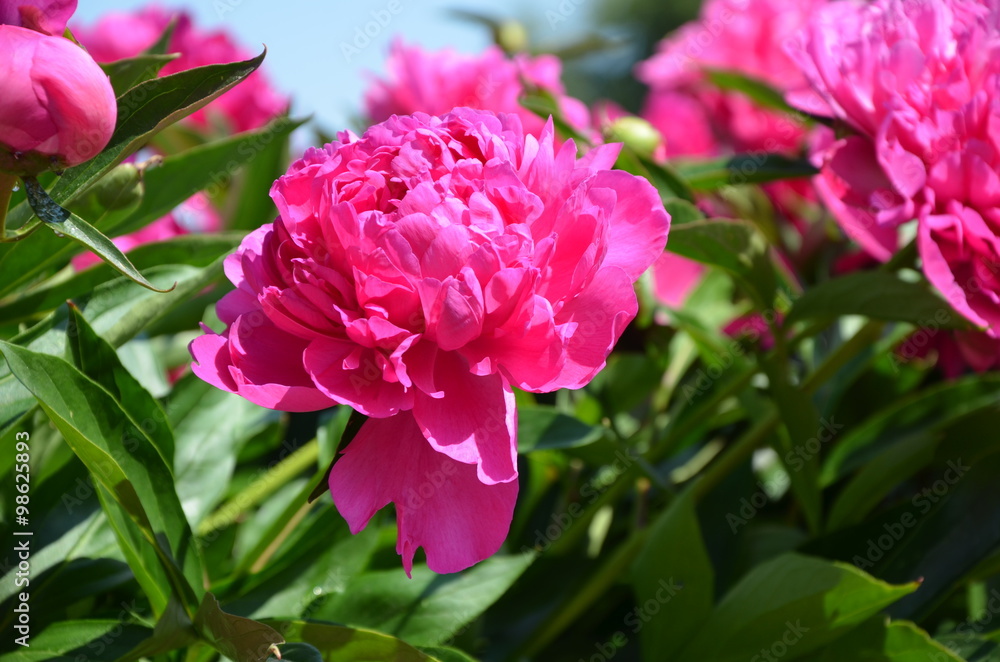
677 153 818 191
194 593 284 662
664 198 705 225
49 210 170 292
632 489 714 660
0 620 152 662
101 53 179 96
67 305 175 467
0 342 204 614
0 234 239 324
825 433 940 532
676 553 917 662
761 355 824 534
666 218 776 306
168 374 275 527
803 618 963 662
785 271 972 328
314 554 534 646
517 407 604 452
704 69 799 116
262 621 431 662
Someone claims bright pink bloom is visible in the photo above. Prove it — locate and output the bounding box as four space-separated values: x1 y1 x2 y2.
787 0 1000 335
74 6 287 133
724 312 778 351
191 109 669 573
72 193 220 270
365 40 591 140
0 25 116 176
652 252 706 308
637 0 825 155
0 0 75 35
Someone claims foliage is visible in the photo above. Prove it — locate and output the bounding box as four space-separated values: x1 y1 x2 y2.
1 14 998 662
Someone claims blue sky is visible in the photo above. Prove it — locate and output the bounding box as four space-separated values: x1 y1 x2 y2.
74 0 593 131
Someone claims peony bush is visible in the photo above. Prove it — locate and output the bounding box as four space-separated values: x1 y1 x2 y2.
2 1 1000 661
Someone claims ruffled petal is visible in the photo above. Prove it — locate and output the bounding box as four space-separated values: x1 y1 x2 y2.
329 412 518 575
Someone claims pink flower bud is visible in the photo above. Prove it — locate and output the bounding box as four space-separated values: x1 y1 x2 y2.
0 0 77 36
0 24 116 176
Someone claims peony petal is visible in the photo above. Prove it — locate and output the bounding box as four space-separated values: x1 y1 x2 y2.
411 354 518 485
304 337 413 417
329 412 518 575
546 266 637 390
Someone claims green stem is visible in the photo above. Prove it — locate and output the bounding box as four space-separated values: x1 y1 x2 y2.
519 528 650 659
197 439 319 536
0 173 15 238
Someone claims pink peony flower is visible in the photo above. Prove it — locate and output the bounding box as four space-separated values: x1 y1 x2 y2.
0 0 76 35
74 5 287 133
72 193 220 270
636 0 825 155
0 24 116 176
896 328 1000 378
365 40 591 140
652 252 706 308
190 109 670 573
787 0 1000 335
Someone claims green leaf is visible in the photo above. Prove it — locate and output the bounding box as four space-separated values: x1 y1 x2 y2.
785 271 971 328
803 618 964 662
0 234 240 324
44 211 169 292
518 88 592 145
825 433 940 532
225 117 300 230
101 53 179 96
666 218 777 306
615 147 696 203
704 69 800 116
761 355 824 534
676 153 818 191
664 198 705 226
676 553 918 662
0 620 152 662
53 50 268 202
821 375 1000 486
277 643 325 662
937 632 1000 661
314 554 534 646
0 258 224 436
517 407 604 452
66 304 175 467
417 647 479 662
193 593 284 662
168 374 275 527
0 341 204 614
631 489 714 661
262 621 432 662
873 451 1000 622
